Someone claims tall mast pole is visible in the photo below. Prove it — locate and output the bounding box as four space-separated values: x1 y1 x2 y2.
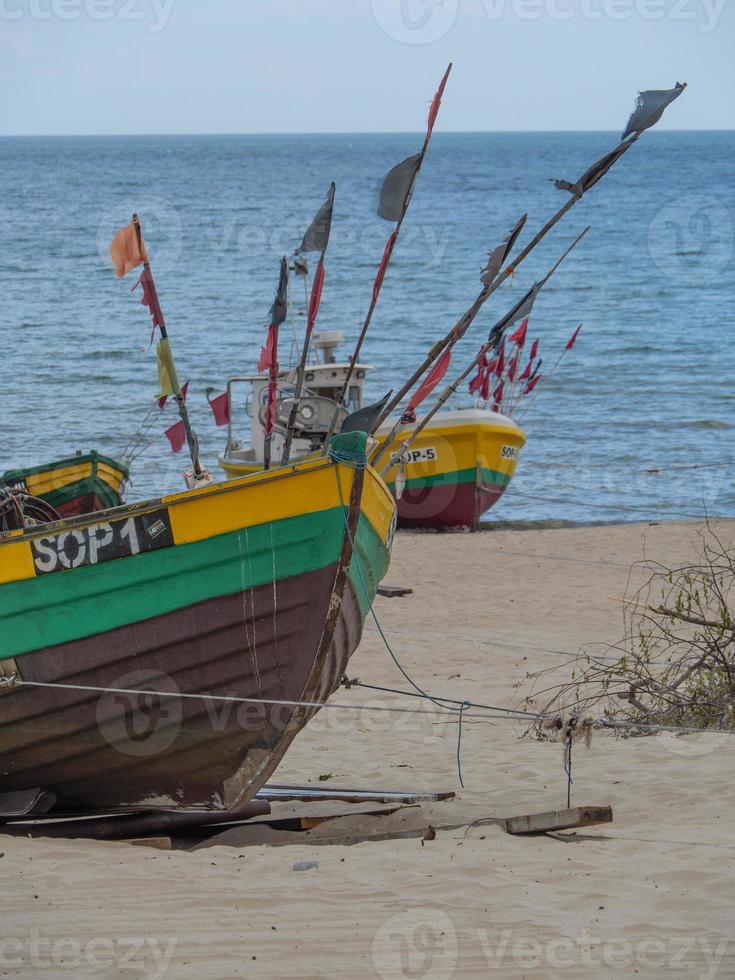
321 63 453 450
132 213 202 478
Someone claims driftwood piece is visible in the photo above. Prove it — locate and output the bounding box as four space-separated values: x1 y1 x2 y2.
195 802 613 849
377 584 414 598
125 837 172 850
238 800 406 830
504 806 613 835
258 785 453 805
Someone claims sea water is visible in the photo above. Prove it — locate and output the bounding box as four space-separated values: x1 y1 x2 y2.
1 131 733 525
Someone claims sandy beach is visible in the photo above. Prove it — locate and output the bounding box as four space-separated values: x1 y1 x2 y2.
2 518 734 979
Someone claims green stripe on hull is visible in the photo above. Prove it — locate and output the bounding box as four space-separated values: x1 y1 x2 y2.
1 507 346 662
349 513 392 617
3 452 128 483
41 477 123 511
388 465 512 494
1 506 390 663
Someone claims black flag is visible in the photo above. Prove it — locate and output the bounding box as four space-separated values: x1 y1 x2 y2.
378 153 422 222
481 214 528 286
268 255 290 327
552 142 631 197
622 83 686 141
299 182 336 254
487 283 541 348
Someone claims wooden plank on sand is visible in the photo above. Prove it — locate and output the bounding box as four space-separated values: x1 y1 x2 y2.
377 584 414 598
124 837 172 850
505 806 613 835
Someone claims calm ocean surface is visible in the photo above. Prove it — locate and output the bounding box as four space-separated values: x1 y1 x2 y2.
1 131 733 526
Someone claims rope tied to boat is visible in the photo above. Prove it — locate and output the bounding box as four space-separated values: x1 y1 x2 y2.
329 446 368 470
0 487 61 533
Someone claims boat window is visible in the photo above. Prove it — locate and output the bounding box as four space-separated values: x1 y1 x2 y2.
348 386 361 411
313 387 339 401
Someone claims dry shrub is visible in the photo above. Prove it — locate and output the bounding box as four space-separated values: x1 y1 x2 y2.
522 525 735 734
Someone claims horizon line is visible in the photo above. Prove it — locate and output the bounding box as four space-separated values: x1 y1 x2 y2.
1 128 732 139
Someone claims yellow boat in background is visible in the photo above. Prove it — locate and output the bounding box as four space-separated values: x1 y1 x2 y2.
219 331 525 530
375 408 525 530
1 451 129 519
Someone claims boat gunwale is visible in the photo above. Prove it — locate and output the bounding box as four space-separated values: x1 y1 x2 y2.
2 451 130 483
0 452 393 549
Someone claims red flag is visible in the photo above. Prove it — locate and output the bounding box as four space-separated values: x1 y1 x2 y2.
494 342 506 377
306 257 326 337
566 324 583 350
507 351 520 382
492 380 505 409
207 390 230 427
257 326 278 374
518 359 533 382
263 325 281 437
523 375 541 396
165 420 186 454
508 317 528 348
468 352 488 395
158 379 187 411
373 231 398 304
530 338 540 360
407 348 451 414
481 366 492 401
264 374 279 437
426 63 452 140
134 268 164 329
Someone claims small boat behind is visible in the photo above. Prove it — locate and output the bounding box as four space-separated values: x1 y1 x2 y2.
376 407 525 530
218 331 525 531
1 451 128 519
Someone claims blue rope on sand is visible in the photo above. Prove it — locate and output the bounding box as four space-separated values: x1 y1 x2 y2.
333 465 474 789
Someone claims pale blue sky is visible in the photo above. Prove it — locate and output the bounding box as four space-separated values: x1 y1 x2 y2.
1 0 732 135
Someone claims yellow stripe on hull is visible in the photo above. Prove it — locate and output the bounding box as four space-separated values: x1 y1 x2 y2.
22 460 127 498
220 413 526 495
376 413 526 487
0 456 395 587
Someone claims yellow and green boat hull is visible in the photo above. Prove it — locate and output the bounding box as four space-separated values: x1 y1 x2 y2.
2 451 128 518
0 433 395 813
376 409 526 530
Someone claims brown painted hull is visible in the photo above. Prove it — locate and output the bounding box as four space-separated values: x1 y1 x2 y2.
0 567 364 811
397 478 509 530
54 493 110 519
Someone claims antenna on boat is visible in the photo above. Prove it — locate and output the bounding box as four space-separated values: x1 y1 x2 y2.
282 182 337 466
321 63 453 451
369 82 688 441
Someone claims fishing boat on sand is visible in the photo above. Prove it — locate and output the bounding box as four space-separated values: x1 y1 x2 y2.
0 430 394 814
0 73 687 822
1 451 128 519
0 210 396 819
218 331 525 530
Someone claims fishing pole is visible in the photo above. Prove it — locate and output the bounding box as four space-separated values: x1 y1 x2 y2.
282 182 336 466
128 214 204 481
321 63 453 451
370 82 688 441
379 227 590 476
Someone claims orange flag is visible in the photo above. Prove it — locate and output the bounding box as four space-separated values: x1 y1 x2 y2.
110 222 146 278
